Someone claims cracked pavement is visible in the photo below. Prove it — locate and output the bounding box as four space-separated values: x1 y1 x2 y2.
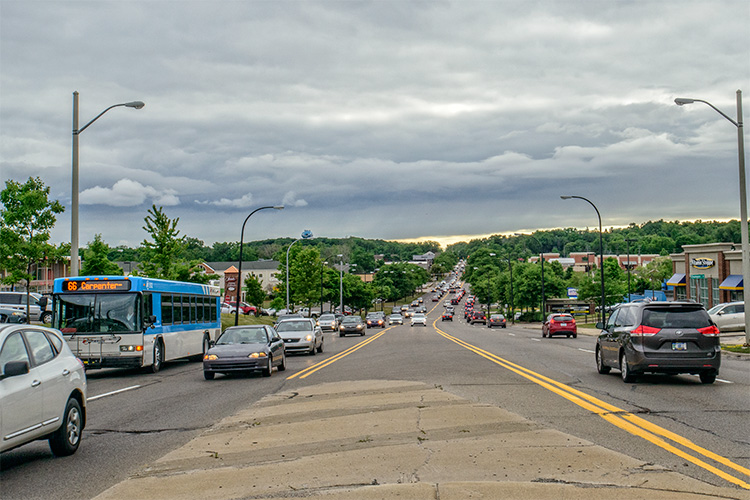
92 380 747 500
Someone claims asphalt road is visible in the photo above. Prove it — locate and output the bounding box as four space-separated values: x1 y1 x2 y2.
2 297 749 499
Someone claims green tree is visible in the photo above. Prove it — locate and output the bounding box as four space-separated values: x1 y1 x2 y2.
0 177 64 320
243 274 266 312
138 205 205 282
81 234 123 276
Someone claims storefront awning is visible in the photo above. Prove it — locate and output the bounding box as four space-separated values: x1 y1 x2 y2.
666 273 686 286
719 274 744 290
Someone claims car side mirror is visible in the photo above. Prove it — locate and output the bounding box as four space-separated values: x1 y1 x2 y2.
208 340 216 348
595 322 604 329
2 360 29 379
716 311 724 316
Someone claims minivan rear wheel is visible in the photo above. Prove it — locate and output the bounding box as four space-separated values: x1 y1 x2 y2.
699 371 717 384
620 352 637 383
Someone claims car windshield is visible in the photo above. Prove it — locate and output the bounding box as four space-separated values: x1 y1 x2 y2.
553 315 573 321
707 305 723 314
319 314 335 320
413 314 425 318
217 327 267 345
641 307 712 329
342 317 360 324
276 321 312 332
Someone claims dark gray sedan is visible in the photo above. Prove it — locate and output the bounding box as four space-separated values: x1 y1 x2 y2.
203 325 285 380
339 316 366 336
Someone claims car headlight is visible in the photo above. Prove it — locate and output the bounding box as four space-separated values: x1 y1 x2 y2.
249 352 268 358
340 325 345 330
356 324 362 329
204 354 218 361
305 334 314 341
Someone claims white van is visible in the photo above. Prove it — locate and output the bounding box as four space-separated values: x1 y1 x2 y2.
0 291 51 323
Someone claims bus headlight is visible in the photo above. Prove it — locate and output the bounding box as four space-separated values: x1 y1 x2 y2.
120 345 144 352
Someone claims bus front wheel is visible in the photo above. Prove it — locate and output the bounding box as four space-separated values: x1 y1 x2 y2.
150 340 164 373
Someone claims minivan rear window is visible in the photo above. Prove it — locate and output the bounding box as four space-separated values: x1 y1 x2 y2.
641 307 712 329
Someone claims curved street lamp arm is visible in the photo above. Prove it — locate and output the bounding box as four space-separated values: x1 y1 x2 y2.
77 101 145 135
675 98 739 128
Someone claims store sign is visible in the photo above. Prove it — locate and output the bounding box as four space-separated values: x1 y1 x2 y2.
691 258 715 270
567 287 578 298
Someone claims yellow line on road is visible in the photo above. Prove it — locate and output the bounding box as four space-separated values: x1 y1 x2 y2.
433 322 750 490
286 327 392 380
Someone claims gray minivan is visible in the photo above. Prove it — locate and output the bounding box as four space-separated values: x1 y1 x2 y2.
595 301 721 384
0 292 51 323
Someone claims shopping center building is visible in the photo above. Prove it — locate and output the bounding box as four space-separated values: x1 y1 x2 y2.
668 243 744 308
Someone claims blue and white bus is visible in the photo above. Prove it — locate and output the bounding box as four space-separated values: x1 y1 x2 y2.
52 276 221 372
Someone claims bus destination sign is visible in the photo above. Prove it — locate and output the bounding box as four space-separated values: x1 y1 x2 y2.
62 279 131 293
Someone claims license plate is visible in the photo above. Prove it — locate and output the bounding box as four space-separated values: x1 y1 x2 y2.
672 342 688 351
560 323 567 327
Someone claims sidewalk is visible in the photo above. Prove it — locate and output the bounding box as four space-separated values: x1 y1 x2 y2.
93 380 745 500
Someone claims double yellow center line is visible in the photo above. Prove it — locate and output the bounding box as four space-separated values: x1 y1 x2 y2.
433 322 750 490
286 327 392 380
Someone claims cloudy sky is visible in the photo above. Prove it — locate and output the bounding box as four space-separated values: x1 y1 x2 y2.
1 1 748 249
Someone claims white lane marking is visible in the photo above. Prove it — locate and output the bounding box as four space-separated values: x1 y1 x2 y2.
508 333 516 336
687 374 732 384
532 338 541 342
89 385 141 401
579 348 595 353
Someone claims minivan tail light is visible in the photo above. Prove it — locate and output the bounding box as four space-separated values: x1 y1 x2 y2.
631 325 661 336
697 325 720 337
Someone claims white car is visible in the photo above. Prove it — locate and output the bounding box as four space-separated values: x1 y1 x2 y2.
708 301 745 332
411 313 427 327
220 303 236 314
0 324 87 456
389 314 403 325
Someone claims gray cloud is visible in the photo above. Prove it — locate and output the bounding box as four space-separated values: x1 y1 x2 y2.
1 0 747 248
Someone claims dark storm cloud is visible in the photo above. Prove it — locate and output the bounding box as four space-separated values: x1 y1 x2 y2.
1 0 747 247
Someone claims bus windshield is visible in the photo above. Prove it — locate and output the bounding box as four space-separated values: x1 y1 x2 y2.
56 293 140 334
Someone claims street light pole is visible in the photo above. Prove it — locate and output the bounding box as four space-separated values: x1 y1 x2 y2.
675 91 749 346
337 254 344 314
71 92 145 276
625 238 637 303
320 261 328 313
235 205 284 326
561 196 605 325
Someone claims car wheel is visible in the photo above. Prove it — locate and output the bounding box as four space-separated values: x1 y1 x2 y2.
150 340 164 373
278 352 287 371
596 347 610 374
317 340 324 353
542 331 547 338
699 371 716 384
567 334 571 338
41 311 53 324
262 355 273 377
339 333 344 337
204 371 215 380
309 344 316 355
48 397 83 456
620 352 637 383
573 333 577 338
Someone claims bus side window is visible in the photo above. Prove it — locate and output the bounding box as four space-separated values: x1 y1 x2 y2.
190 296 196 323
196 296 204 322
162 294 173 325
211 298 218 322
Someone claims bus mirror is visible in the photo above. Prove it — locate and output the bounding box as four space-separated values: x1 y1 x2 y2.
146 315 157 327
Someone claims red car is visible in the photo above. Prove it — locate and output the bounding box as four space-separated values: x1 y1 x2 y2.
542 313 577 338
224 300 257 315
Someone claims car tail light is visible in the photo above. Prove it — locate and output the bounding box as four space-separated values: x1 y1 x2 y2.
697 325 720 337
630 325 661 336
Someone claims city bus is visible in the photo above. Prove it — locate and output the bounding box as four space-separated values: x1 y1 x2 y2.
52 276 221 372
